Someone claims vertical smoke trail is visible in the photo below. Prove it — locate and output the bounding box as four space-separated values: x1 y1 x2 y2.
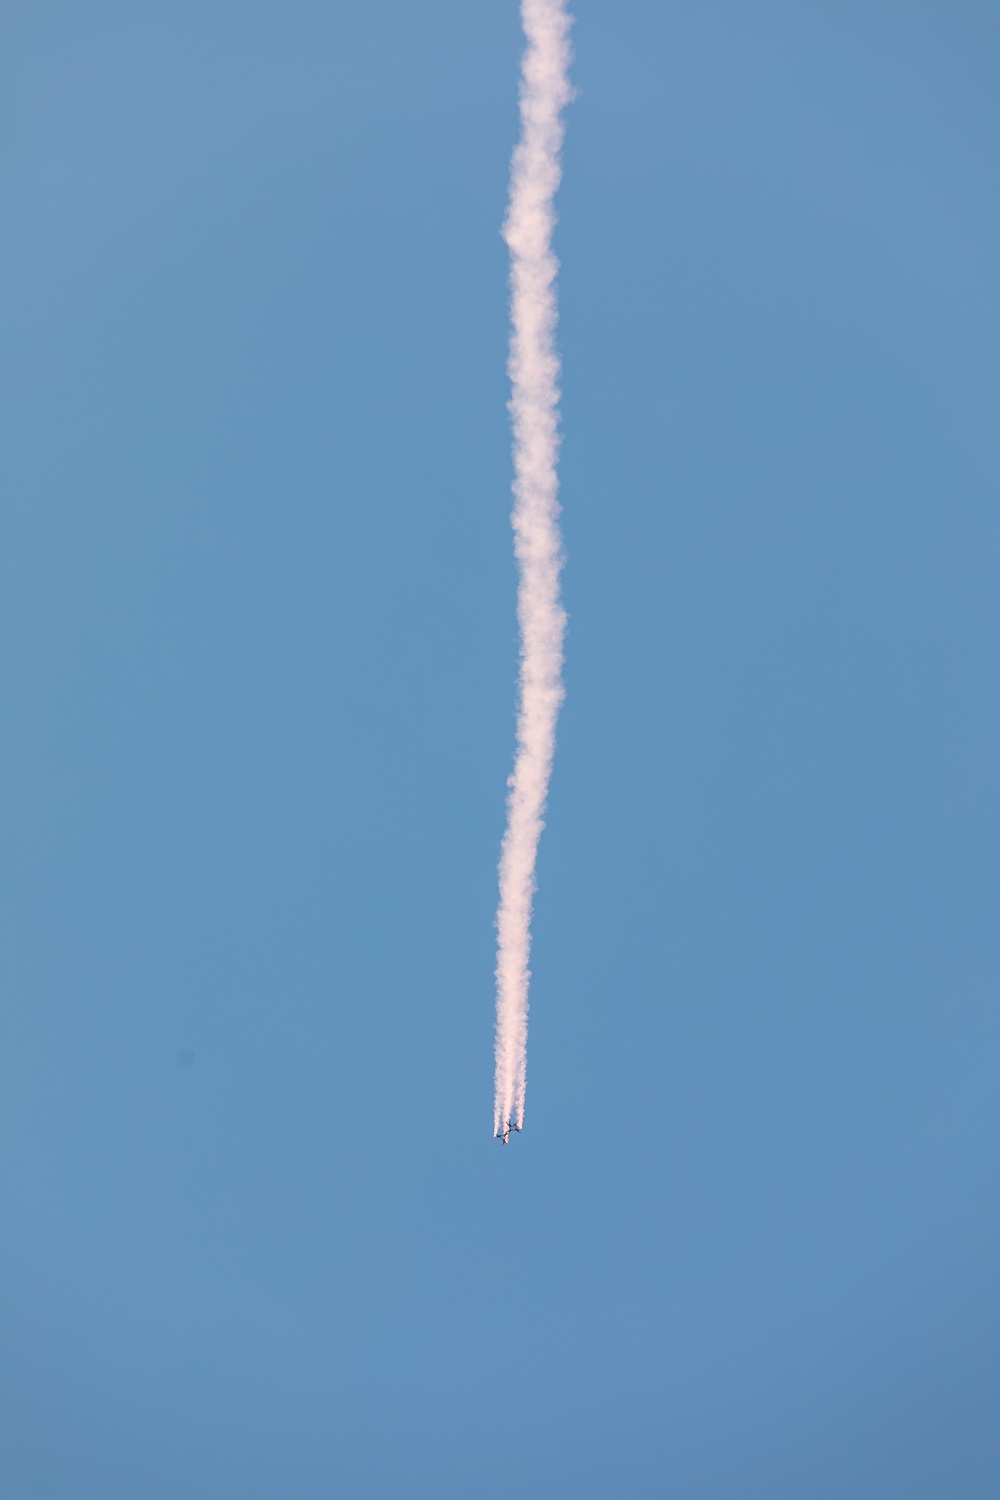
494 0 573 1142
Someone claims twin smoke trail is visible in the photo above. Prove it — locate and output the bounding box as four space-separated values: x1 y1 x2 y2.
494 0 574 1143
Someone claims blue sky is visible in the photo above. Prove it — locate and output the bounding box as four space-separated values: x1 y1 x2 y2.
3 2 1000 1496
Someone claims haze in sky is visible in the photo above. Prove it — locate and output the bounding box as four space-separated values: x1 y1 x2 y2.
2 3 1000 1498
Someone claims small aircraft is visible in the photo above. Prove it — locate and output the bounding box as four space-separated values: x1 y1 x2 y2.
495 1119 523 1144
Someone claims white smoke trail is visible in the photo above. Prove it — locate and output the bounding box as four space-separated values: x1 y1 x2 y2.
494 0 573 1142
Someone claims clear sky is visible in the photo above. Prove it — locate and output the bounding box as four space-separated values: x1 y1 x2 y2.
3 3 1000 1496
